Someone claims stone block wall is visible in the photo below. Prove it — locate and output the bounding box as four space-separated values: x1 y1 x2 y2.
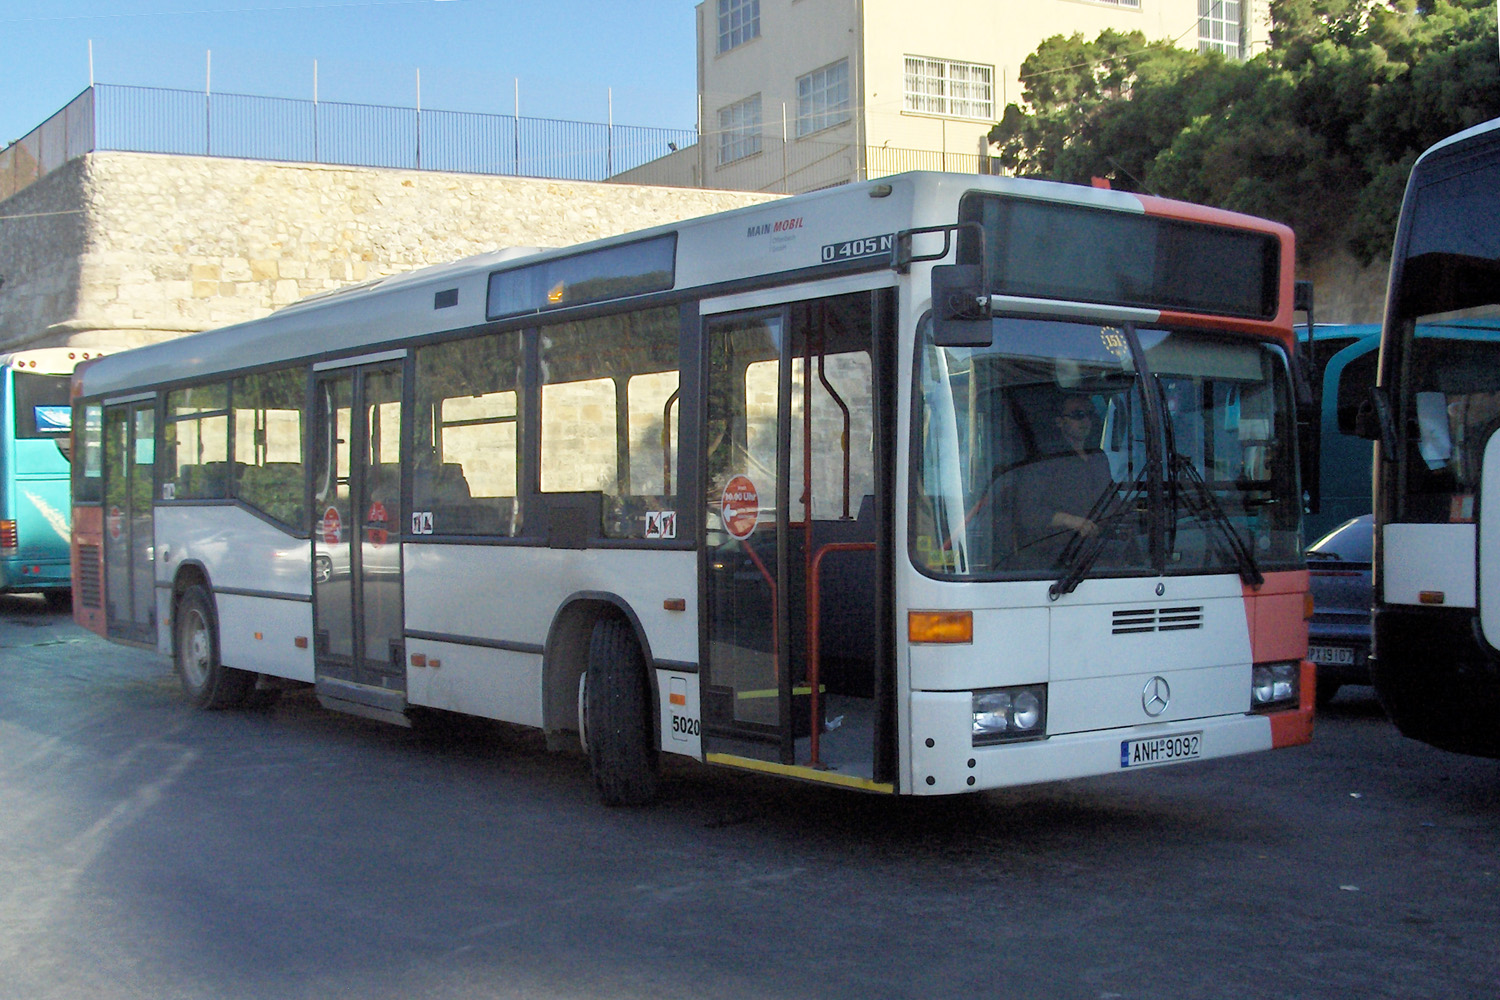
0 151 779 353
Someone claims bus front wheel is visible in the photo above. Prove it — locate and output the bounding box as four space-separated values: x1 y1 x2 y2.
584 618 658 807
174 584 254 710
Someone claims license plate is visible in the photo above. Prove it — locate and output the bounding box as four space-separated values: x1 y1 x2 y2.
1120 731 1203 769
1308 645 1355 666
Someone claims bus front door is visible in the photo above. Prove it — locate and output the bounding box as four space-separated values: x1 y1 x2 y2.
102 401 156 644
701 292 888 783
311 364 407 721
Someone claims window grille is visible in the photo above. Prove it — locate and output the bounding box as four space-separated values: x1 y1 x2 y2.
903 56 994 120
1199 0 1245 58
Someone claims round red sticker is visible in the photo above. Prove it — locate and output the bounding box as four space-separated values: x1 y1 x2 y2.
366 501 388 548
721 475 759 539
106 505 123 541
320 506 342 545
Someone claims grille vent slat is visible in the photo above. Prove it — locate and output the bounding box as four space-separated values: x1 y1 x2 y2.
1112 605 1202 635
77 544 102 609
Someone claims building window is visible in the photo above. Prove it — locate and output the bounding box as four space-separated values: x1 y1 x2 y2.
1199 0 1244 58
1092 0 1141 6
719 94 763 165
718 0 760 54
797 59 851 138
903 55 994 120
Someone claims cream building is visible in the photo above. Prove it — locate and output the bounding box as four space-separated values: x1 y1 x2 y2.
694 0 1270 193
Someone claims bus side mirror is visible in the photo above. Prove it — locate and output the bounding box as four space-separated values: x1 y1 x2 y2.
1354 385 1399 456
1293 280 1314 316
931 265 993 347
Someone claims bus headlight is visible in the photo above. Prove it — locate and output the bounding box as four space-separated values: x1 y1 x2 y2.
972 685 1047 745
1251 662 1299 710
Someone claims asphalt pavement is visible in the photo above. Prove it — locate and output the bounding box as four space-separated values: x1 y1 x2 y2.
2 593 1496 1000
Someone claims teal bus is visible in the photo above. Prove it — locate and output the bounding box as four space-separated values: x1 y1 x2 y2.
1300 324 1380 542
2 349 109 600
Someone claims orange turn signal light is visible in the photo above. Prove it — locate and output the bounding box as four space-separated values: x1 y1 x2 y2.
1304 593 1316 621
908 610 973 644
1419 591 1446 605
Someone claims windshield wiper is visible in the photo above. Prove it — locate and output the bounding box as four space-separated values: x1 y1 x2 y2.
1048 468 1152 600
1168 453 1264 587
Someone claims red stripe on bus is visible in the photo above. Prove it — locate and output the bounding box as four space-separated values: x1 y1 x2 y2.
1244 570 1315 747
1137 194 1297 337
1270 661 1317 748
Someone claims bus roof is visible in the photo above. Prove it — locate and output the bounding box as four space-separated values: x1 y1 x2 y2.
75 171 1291 400
2 347 113 377
1415 116 1500 168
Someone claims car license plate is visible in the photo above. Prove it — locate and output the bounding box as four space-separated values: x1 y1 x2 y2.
1120 731 1202 769
1308 645 1355 666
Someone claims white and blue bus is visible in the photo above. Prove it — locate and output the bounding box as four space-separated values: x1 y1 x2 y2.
73 172 1313 803
1360 119 1500 756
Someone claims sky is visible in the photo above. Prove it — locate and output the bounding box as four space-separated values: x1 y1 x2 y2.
2 0 702 146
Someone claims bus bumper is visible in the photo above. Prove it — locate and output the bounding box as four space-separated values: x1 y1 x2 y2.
911 677 1313 795
0 556 71 594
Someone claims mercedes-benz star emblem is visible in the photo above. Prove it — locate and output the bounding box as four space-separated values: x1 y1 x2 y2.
1142 676 1171 717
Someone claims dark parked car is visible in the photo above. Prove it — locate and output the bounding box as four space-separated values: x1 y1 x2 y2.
1306 514 1374 706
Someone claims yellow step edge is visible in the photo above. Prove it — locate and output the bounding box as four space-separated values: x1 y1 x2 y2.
734 685 825 700
705 752 895 793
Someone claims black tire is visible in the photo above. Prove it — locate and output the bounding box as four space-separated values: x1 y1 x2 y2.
584 617 658 806
1314 676 1341 709
174 584 254 709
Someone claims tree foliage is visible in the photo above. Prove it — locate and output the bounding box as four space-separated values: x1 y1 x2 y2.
988 1 1500 264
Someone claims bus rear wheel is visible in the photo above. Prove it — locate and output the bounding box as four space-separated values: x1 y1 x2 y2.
174 584 254 709
584 618 658 807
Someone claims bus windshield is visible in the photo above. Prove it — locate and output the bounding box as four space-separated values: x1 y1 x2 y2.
912 317 1301 580
1389 151 1500 523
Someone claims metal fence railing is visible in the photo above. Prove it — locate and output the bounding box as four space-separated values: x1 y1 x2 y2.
1 88 95 201
90 84 697 180
2 83 1002 204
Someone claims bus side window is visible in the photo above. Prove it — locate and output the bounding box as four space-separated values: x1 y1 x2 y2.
232 369 307 530
75 402 105 504
163 383 230 501
413 331 523 537
539 306 682 539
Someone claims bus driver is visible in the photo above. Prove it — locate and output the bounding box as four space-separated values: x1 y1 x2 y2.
1011 396 1115 561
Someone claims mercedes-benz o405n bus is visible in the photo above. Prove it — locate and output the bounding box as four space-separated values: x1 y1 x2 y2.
72 172 1313 804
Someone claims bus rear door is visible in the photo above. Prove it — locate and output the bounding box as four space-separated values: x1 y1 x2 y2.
312 362 407 722
102 400 156 643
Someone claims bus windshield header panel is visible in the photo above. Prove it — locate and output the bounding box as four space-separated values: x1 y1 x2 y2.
958 195 1281 320
1396 147 1500 321
487 234 676 320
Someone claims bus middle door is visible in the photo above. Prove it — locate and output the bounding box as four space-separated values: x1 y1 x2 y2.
312 362 407 722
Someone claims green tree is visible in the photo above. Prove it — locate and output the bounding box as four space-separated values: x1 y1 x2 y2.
989 0 1499 264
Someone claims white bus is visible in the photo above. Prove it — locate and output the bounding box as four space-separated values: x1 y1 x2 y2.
1357 119 1500 757
72 172 1313 804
